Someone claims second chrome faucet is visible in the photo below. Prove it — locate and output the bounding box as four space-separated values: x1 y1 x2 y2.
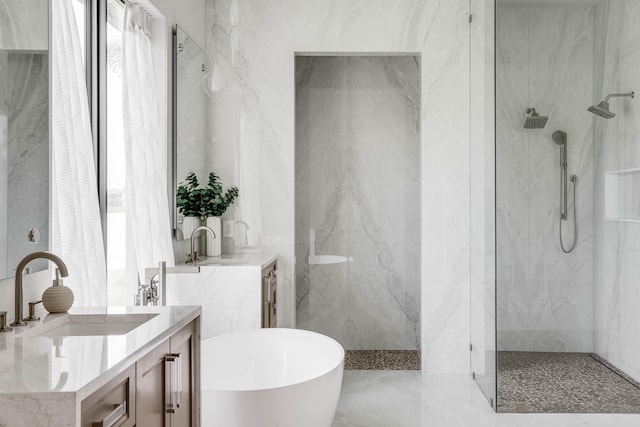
187 225 217 264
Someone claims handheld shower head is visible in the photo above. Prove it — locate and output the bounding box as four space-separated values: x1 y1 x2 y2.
552 130 567 146
588 91 634 119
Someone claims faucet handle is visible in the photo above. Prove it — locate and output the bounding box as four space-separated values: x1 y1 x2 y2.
24 300 42 322
0 312 12 332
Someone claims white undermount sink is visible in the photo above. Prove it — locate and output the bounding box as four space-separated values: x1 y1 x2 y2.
17 313 159 338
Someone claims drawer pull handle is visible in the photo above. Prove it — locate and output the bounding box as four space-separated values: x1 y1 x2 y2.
95 401 126 427
165 353 182 413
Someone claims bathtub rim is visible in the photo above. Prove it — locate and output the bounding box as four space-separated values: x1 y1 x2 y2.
202 327 345 392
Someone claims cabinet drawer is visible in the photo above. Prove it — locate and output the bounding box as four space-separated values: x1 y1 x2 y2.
81 365 135 427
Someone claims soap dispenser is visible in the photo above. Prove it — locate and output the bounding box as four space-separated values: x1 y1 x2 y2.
42 268 75 313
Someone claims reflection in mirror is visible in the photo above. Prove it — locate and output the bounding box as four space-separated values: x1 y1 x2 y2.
0 0 50 278
173 25 207 240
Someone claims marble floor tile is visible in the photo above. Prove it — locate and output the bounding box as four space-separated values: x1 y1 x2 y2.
332 372 640 427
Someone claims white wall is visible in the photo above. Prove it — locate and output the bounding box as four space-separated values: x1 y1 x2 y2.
496 5 595 353
207 0 471 374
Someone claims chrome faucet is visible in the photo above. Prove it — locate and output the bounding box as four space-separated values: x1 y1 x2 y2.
137 261 200 306
12 252 68 327
188 226 216 264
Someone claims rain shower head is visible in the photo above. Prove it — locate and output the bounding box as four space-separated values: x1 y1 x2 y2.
552 130 567 146
524 107 548 129
588 100 615 119
588 91 635 119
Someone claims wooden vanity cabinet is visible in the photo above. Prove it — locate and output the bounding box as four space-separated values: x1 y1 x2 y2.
80 319 200 427
137 319 199 427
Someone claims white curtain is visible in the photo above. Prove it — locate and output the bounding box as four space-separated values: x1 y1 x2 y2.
122 5 175 279
51 0 107 306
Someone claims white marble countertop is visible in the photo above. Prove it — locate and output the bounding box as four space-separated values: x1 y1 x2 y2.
0 305 200 400
178 253 277 269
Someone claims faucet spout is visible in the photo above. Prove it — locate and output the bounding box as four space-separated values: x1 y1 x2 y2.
12 251 69 327
188 226 217 264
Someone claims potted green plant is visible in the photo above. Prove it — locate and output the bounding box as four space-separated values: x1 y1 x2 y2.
176 172 205 240
177 172 239 255
203 173 239 256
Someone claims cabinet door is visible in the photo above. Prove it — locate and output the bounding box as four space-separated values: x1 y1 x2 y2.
261 261 277 328
170 320 200 427
136 338 171 427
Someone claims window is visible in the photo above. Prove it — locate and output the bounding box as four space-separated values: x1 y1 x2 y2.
104 0 135 305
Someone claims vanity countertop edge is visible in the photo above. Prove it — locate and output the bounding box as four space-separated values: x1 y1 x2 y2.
0 305 201 400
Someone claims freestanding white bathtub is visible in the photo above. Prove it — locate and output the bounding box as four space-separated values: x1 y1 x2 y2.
201 328 344 427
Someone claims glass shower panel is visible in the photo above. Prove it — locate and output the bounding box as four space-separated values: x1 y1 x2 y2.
470 0 497 408
295 56 421 352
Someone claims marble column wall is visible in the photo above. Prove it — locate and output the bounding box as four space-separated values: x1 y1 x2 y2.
0 0 48 51
207 0 471 373
496 6 595 352
5 53 49 275
593 0 640 384
0 52 7 278
295 56 421 350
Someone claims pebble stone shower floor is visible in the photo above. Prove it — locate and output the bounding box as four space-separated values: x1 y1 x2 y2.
344 350 421 370
498 352 640 413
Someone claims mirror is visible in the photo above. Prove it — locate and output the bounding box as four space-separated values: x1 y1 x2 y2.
172 25 207 240
0 0 50 279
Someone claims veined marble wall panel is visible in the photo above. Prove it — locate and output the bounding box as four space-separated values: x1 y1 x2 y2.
6 53 49 274
0 53 7 278
0 0 48 51
207 0 470 373
593 0 640 384
496 6 594 352
295 56 420 350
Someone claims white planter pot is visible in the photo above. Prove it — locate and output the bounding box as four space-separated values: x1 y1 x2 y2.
206 216 222 256
180 216 202 240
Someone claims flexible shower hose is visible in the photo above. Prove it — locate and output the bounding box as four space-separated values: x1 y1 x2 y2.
560 175 578 253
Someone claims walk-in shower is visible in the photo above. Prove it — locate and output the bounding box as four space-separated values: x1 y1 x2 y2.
489 0 640 414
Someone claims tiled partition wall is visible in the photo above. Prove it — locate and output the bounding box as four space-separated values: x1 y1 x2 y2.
207 0 471 373
593 0 640 383
496 6 595 352
295 56 421 350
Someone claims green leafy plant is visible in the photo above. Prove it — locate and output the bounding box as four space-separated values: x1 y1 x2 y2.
203 173 239 217
176 172 239 217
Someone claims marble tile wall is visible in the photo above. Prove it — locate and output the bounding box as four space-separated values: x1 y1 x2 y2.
206 0 471 372
0 0 48 51
496 6 594 352
0 53 7 278
4 52 49 276
593 0 640 384
0 52 48 278
295 56 420 350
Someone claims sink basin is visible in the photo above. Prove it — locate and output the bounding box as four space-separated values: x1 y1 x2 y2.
17 313 159 338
